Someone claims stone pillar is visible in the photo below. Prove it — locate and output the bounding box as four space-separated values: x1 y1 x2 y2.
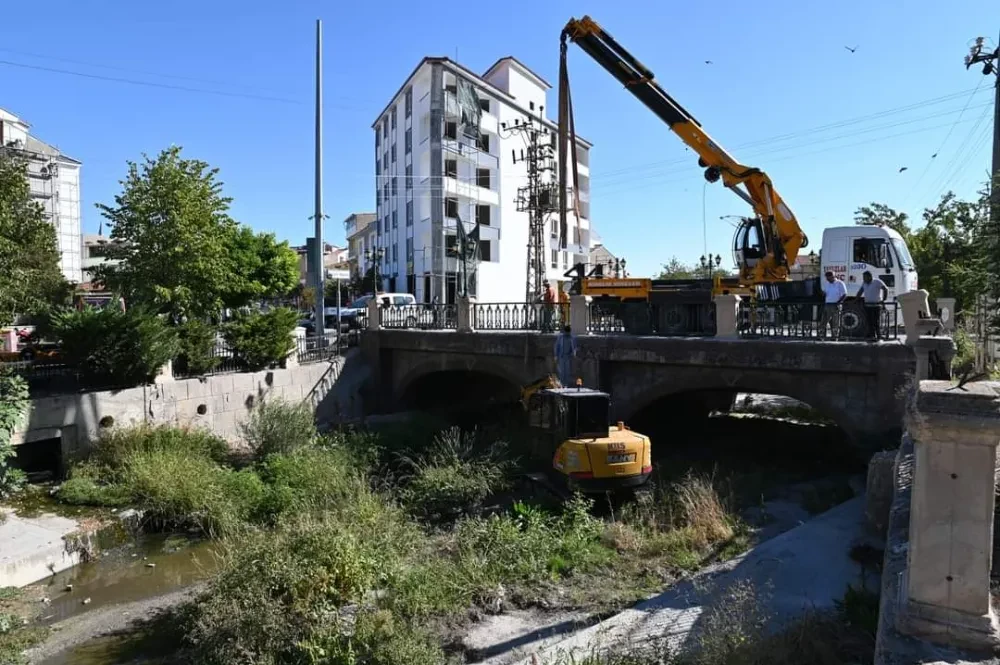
367 299 381 331
2 328 17 353
898 289 943 344
285 330 301 368
713 294 741 338
865 450 896 535
570 295 590 336
897 380 1000 650
911 337 956 381
457 295 475 333
935 297 957 333
154 359 174 384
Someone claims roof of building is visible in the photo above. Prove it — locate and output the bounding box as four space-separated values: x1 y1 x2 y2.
370 56 592 148
482 56 552 89
22 136 81 164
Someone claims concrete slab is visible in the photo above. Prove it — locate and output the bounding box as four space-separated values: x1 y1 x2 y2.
0 509 81 588
484 498 871 665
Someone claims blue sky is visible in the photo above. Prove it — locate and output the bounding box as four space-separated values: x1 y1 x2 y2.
0 0 994 278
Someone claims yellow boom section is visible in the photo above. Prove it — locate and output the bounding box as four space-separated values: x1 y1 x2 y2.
559 15 807 284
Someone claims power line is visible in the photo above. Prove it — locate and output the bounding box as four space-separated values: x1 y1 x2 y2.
0 46 294 97
0 58 309 105
589 85 993 181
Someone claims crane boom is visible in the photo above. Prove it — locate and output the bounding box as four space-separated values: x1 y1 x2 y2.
558 16 807 284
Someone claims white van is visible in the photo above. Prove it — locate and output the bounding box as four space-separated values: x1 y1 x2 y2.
819 225 918 302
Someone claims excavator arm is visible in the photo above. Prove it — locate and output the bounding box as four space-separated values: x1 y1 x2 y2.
559 16 807 284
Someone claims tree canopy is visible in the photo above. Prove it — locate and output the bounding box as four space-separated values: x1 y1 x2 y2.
95 146 299 318
0 152 68 326
657 257 699 280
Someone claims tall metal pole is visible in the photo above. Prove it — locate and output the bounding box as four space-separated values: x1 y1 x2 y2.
992 34 999 223
313 19 325 339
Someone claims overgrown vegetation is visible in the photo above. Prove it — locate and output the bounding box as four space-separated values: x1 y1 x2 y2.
48 306 179 387
0 369 28 498
50 413 755 665
221 307 298 371
0 587 48 665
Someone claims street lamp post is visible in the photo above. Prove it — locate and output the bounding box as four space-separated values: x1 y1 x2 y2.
699 254 722 279
364 248 385 296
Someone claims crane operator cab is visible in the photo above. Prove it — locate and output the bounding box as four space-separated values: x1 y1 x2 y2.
526 385 652 493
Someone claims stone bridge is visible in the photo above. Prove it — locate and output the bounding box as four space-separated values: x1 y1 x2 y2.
361 330 917 447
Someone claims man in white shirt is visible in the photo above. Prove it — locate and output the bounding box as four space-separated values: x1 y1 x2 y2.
819 271 847 339
856 271 889 341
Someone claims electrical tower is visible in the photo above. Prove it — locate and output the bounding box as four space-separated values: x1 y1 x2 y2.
503 116 560 303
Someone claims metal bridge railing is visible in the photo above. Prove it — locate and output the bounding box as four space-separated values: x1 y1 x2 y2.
737 299 900 341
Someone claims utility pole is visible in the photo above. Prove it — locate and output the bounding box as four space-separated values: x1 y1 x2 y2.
503 114 558 303
313 19 325 339
965 34 1000 223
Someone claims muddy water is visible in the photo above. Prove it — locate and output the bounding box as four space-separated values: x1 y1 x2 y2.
29 534 219 665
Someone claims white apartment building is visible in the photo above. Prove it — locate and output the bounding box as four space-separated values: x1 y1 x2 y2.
0 108 83 284
371 56 592 304
344 212 377 278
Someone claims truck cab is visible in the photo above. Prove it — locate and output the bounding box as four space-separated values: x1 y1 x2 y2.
819 226 918 301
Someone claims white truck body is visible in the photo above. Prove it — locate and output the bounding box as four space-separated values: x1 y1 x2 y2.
819 225 918 302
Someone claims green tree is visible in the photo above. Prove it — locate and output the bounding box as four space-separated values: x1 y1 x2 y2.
95 146 240 319
224 227 299 307
0 152 69 326
0 368 28 497
853 202 911 237
657 257 699 279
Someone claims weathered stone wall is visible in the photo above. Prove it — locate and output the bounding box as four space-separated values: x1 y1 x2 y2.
12 356 361 460
364 330 916 446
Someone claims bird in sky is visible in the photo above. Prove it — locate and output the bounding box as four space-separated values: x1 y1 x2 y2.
704 60 713 65
845 45 858 53
898 167 909 173
931 153 938 158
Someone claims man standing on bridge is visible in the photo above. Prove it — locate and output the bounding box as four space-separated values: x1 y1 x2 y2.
856 271 888 341
819 271 846 339
554 325 578 387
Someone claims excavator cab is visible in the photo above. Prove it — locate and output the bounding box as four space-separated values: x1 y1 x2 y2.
525 386 652 492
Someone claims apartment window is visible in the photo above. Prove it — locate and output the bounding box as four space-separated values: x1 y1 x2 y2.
445 159 457 179
405 87 412 117
383 183 389 201
392 244 397 262
391 145 396 163
406 200 413 226
476 168 490 189
391 106 396 130
382 118 388 139
529 101 535 111
579 201 590 219
445 82 457 95
476 132 490 152
550 220 558 238
392 177 398 196
405 128 412 154
479 240 492 262
444 121 457 140
405 165 412 189
551 249 558 268
445 197 458 218
572 227 580 245
375 130 381 148
562 251 568 267
475 204 490 226
445 234 457 255
392 210 398 229
384 216 390 234
406 238 413 260
375 158 380 174
479 97 490 113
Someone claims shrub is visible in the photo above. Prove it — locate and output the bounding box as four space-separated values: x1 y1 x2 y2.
255 448 362 522
0 370 28 498
241 399 316 461
398 427 513 519
49 306 178 387
57 474 130 507
221 308 297 371
116 447 264 536
91 424 230 474
174 319 220 376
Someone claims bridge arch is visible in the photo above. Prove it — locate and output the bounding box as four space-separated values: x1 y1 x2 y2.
394 356 530 412
619 373 860 443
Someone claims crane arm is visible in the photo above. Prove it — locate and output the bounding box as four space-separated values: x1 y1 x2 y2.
559 16 807 282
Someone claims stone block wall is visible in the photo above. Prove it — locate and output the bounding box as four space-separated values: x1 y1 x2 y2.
12 358 350 460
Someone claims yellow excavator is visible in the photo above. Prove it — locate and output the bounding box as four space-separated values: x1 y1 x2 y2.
520 376 652 493
557 16 814 334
